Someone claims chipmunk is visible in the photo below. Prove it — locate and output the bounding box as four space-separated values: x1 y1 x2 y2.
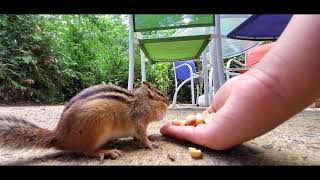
0 81 169 160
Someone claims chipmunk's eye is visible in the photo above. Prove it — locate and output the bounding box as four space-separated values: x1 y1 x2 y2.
158 92 164 97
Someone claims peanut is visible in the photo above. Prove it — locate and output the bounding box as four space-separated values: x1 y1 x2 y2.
180 120 187 126
185 119 197 126
172 111 214 127
185 114 197 121
195 113 203 120
202 110 214 124
188 147 203 159
172 119 182 126
196 118 205 125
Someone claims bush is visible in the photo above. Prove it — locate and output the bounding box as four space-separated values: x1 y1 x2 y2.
0 15 177 104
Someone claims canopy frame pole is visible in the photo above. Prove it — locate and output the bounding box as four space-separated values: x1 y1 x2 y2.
208 41 215 104
202 46 209 106
128 14 135 90
140 49 146 82
215 14 226 89
211 38 220 94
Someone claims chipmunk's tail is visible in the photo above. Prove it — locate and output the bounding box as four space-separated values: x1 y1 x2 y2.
0 115 56 150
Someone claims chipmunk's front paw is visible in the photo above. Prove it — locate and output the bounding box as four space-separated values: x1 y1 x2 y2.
145 142 159 150
136 134 160 150
148 134 161 141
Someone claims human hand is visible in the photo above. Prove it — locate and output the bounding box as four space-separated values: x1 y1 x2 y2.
161 72 291 150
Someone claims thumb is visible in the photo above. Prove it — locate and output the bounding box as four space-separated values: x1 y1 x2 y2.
207 76 238 113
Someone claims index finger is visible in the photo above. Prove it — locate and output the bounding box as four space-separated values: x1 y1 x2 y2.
207 75 240 113
160 121 209 146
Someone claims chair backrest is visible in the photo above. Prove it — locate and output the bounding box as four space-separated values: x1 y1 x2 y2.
173 60 197 81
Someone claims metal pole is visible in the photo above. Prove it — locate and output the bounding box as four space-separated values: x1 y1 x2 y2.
209 41 216 104
202 47 209 106
190 65 195 105
212 41 220 93
211 42 220 95
127 14 135 90
140 49 146 82
215 14 226 87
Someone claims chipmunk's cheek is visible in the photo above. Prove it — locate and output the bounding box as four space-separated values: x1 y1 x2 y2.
156 110 167 121
158 103 169 120
159 113 166 121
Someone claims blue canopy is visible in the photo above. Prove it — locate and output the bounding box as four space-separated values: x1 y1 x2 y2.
227 14 293 41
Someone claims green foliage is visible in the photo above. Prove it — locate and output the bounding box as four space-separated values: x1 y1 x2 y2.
0 15 56 102
147 62 172 96
141 29 178 39
0 15 179 104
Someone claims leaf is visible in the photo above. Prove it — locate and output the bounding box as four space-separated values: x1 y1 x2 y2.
6 68 21 77
10 79 27 91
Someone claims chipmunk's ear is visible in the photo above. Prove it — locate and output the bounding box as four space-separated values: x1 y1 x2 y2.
134 83 142 90
140 81 156 98
146 88 156 98
140 82 155 97
142 81 152 88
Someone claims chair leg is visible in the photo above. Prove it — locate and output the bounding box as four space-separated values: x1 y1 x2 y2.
196 83 199 106
191 76 195 105
226 72 229 80
172 77 193 106
209 69 213 104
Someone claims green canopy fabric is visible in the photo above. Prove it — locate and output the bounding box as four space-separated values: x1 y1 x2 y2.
138 35 211 62
172 15 260 59
133 14 215 32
